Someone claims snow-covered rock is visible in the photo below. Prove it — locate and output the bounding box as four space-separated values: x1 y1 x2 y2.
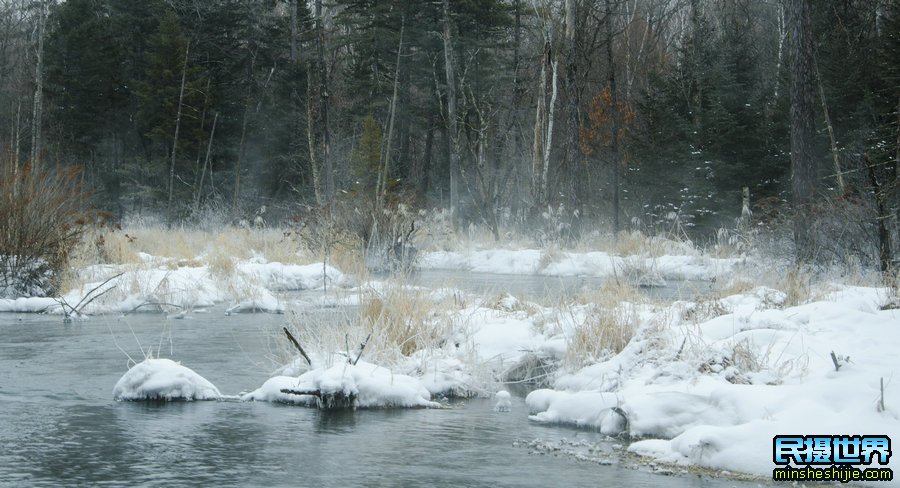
113 358 221 401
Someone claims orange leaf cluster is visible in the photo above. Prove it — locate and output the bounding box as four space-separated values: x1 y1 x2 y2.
578 86 636 156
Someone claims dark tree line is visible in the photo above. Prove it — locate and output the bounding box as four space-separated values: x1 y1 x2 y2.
0 0 897 269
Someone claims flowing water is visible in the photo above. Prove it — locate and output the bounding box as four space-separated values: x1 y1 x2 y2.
0 278 748 488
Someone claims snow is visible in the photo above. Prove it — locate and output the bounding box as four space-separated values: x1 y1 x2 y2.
494 390 511 412
113 358 221 401
242 358 440 409
525 284 900 480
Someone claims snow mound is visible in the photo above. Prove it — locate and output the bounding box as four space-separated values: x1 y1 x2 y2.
494 390 511 412
242 359 440 409
113 358 221 401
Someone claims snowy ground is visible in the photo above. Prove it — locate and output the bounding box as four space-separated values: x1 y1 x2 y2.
525 285 900 481
5 243 898 481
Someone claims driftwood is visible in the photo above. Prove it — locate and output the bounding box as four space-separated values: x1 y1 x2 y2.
283 327 312 366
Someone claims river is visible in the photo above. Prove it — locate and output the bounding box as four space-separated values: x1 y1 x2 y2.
0 278 752 487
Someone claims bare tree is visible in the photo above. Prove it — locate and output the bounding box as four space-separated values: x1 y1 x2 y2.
442 0 460 228
316 0 333 200
168 43 189 223
789 0 818 263
606 0 621 234
29 0 45 166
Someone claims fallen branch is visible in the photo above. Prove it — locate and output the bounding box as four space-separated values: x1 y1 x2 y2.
283 327 312 366
70 272 124 313
280 388 322 397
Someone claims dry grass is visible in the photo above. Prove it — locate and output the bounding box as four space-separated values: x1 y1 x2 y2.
71 226 311 268
60 225 323 293
360 285 453 358
565 281 642 368
279 282 457 370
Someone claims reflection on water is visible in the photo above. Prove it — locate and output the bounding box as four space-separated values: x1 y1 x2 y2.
1 290 746 487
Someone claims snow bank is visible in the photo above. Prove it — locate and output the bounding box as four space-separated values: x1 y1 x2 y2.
526 285 900 479
0 256 351 315
0 296 59 313
237 261 349 291
419 249 740 281
113 358 221 401
242 359 440 409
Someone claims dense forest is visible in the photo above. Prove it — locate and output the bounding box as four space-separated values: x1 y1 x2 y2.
0 0 897 266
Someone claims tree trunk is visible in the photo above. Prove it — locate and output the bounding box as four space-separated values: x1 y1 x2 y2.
564 0 579 213
511 0 524 222
290 0 298 63
531 42 549 214
442 0 460 228
30 0 46 167
378 19 404 206
607 0 621 234
689 0 702 131
790 0 818 263
865 154 894 280
316 0 333 200
195 112 217 214
307 60 322 205
543 58 558 209
814 54 844 193
168 43 190 224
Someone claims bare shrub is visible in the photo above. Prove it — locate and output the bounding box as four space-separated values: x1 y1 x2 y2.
292 194 419 277
0 161 91 297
